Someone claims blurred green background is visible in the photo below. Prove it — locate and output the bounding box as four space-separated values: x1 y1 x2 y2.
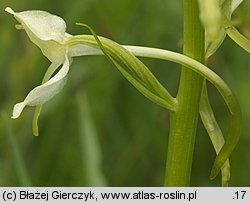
0 0 249 186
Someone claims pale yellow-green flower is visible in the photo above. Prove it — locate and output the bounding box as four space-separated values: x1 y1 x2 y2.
198 0 222 41
5 7 175 123
5 7 98 119
201 0 246 58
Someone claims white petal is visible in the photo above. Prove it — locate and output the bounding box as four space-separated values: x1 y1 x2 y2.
69 44 102 57
5 7 66 43
231 0 244 12
198 0 222 40
5 7 67 63
5 7 15 14
12 57 70 119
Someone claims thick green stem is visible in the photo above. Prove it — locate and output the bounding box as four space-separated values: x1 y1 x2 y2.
164 0 205 186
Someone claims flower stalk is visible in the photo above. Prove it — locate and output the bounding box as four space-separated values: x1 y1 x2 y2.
164 0 205 186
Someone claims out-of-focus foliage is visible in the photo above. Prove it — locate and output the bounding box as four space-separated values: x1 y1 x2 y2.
0 0 249 186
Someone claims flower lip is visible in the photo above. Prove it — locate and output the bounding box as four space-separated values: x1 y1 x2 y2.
11 56 69 119
5 7 66 43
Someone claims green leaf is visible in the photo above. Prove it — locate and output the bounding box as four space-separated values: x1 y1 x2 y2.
200 82 230 186
68 25 177 112
1 112 32 186
77 92 107 186
224 16 250 53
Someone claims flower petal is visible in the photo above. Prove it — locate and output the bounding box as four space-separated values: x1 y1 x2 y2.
5 7 66 42
231 0 244 12
12 57 70 119
5 7 67 63
198 0 222 41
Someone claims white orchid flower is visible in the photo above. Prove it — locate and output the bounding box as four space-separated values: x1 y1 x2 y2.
5 7 175 136
5 7 98 120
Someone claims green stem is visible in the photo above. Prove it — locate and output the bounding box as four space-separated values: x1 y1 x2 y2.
165 0 204 186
